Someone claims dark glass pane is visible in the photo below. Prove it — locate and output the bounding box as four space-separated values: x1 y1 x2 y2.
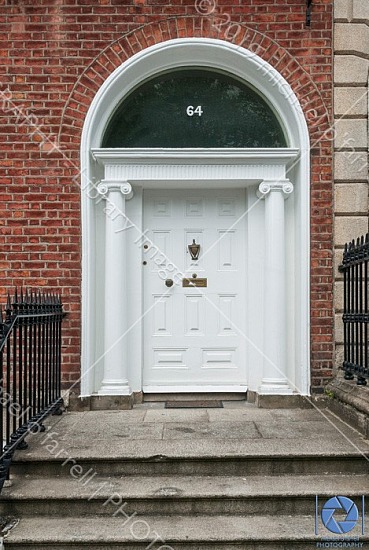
102 69 287 148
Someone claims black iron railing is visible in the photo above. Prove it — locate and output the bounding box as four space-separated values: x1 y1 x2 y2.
339 234 369 385
0 290 65 492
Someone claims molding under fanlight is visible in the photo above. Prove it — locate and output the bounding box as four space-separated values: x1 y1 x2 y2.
92 148 300 165
91 148 300 189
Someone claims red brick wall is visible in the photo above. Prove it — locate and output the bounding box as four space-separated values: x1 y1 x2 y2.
0 0 333 392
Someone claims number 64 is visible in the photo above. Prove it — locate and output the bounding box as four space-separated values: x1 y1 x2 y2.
186 105 203 117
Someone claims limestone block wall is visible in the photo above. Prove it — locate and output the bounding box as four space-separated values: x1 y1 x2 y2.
334 0 369 369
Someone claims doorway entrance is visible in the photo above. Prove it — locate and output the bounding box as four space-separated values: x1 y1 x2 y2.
80 38 310 400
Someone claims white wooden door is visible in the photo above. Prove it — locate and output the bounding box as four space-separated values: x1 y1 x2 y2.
143 188 247 392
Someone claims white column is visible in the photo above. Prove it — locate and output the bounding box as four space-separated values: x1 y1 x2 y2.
257 180 294 394
97 180 134 395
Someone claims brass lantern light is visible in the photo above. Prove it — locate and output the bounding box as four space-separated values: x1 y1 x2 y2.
188 239 201 261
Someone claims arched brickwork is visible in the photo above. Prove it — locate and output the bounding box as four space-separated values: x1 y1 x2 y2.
60 17 331 147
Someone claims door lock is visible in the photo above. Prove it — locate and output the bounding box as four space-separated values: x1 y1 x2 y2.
165 279 174 287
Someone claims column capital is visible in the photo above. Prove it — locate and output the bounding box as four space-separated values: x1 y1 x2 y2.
257 179 294 199
97 180 134 200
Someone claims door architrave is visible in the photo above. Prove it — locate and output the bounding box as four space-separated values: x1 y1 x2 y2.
92 148 300 394
81 38 310 397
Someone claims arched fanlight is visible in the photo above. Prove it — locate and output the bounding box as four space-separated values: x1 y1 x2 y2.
102 69 287 148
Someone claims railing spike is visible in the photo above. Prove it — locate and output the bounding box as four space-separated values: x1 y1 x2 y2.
0 287 65 496
341 233 369 386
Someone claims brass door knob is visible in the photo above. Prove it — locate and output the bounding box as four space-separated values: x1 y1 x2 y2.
165 279 174 287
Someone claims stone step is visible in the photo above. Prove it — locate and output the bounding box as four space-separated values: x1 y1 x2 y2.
5 514 368 549
12 413 369 478
3 410 369 548
11 454 369 477
1 474 367 517
11 440 369 477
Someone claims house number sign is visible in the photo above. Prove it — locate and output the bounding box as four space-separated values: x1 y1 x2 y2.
186 105 203 117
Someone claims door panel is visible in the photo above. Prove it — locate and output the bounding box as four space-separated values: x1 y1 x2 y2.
153 295 172 336
143 188 247 390
185 295 205 336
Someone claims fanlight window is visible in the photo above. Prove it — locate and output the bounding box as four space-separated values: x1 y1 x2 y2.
102 69 287 148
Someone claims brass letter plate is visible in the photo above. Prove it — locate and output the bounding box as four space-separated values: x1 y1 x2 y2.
182 278 207 288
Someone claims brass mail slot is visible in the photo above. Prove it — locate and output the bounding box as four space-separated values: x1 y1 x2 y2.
182 278 207 288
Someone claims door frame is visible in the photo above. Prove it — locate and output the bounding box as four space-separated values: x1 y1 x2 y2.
80 38 311 397
90 147 303 395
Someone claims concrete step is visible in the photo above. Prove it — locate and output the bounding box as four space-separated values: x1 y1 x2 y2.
11 447 369 477
11 412 369 478
11 454 369 477
1 474 367 517
5 514 368 549
3 409 369 548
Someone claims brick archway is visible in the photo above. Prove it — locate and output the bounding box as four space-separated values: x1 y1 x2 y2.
59 17 330 148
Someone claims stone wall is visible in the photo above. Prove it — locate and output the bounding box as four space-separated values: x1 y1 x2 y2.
334 0 369 370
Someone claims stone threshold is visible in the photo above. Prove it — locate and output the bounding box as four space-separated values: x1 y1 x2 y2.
65 391 324 411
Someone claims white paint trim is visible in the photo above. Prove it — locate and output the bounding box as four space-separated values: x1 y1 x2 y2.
92 148 300 162
143 385 248 393
80 37 311 397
